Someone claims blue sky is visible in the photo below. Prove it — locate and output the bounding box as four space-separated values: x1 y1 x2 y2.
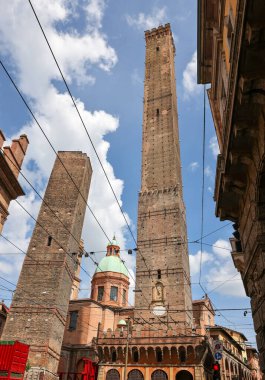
0 1 255 345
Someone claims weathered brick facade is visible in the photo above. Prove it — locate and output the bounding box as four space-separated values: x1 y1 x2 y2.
2 151 92 379
0 130 29 232
135 23 192 328
197 0 265 374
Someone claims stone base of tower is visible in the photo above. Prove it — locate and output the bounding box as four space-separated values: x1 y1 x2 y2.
25 367 59 380
24 345 61 380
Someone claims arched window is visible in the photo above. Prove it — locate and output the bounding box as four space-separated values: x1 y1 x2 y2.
133 351 139 362
111 350 117 362
151 370 168 380
179 346 186 363
128 370 144 380
156 349 163 362
176 371 193 380
106 369 120 380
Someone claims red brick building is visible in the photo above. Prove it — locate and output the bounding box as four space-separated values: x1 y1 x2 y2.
0 130 29 232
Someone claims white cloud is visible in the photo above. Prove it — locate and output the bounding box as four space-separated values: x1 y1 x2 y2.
212 239 231 259
182 51 202 99
131 68 142 85
189 161 199 172
209 136 220 157
85 0 105 30
0 1 133 301
204 165 214 179
189 250 214 277
206 261 245 297
125 7 167 31
190 239 245 297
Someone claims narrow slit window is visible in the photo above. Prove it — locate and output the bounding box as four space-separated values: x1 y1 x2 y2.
98 286 104 301
156 47 159 52
157 269 161 279
156 109 160 116
69 311 78 331
47 236 52 246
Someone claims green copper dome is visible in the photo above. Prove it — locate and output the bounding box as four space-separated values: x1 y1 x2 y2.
96 255 129 277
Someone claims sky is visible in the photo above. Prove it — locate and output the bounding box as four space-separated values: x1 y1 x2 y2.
0 0 256 346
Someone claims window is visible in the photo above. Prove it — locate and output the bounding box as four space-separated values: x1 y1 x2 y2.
69 311 78 331
156 108 160 116
151 370 168 380
106 369 120 380
122 289 126 305
47 236 52 246
133 351 139 363
110 286 118 301
156 47 159 52
111 351 117 362
128 370 143 380
97 286 104 301
156 350 163 362
157 269 161 279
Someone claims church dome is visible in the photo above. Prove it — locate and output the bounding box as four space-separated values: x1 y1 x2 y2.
96 255 129 277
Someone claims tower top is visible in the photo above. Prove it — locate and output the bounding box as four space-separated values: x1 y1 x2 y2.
144 23 175 52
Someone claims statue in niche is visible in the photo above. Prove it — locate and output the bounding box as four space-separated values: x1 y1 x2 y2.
152 282 164 302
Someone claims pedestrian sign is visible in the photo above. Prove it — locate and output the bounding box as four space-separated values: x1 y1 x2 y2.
214 352 222 361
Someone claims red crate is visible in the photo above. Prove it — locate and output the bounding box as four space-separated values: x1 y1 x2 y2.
0 341 29 380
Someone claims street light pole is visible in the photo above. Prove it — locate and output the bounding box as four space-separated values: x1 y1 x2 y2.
123 318 130 380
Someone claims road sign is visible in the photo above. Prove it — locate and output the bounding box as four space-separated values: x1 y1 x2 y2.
214 352 223 361
213 340 223 353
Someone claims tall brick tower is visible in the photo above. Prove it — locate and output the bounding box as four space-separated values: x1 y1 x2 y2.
2 152 92 379
135 24 192 329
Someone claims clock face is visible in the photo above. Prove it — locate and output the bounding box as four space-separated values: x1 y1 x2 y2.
152 305 167 316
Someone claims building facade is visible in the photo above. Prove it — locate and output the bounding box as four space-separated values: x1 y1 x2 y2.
246 347 263 380
58 238 133 377
193 298 255 380
0 130 29 232
197 0 265 374
2 151 92 380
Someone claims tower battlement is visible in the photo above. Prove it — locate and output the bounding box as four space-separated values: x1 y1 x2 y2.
144 23 175 53
144 23 171 39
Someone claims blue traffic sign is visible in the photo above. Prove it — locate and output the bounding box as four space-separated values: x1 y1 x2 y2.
214 352 222 361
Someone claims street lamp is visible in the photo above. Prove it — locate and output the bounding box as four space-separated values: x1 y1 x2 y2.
118 318 131 380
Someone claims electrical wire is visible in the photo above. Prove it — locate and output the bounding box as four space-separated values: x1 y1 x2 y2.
0 62 111 245
0 4 247 334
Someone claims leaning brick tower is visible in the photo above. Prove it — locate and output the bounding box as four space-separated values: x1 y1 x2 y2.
135 24 193 329
2 151 92 379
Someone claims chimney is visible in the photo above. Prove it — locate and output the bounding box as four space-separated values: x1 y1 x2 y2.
5 134 29 178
